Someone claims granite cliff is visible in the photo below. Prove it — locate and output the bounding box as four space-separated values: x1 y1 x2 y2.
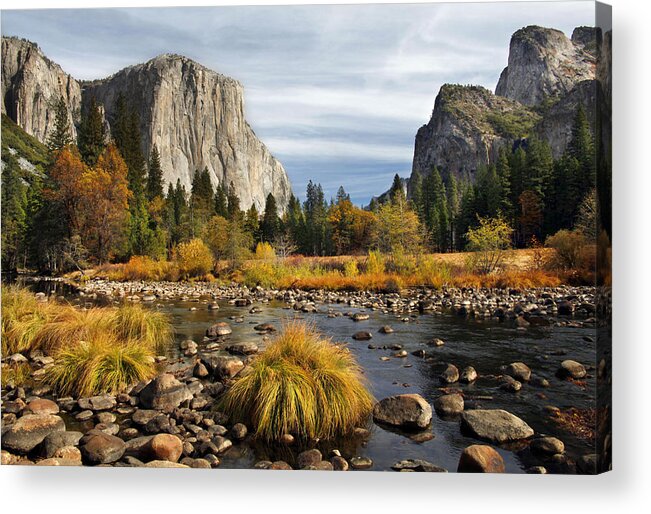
1 37 291 211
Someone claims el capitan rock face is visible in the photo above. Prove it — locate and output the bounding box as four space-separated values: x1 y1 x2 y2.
1 37 291 211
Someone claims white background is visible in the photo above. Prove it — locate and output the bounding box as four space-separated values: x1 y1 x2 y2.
0 0 648 511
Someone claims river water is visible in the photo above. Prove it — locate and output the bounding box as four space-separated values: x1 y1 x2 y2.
19 278 597 473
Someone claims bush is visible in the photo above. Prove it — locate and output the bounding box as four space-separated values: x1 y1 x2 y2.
111 304 173 354
46 337 156 397
465 216 513 274
343 259 360 278
366 250 385 275
221 322 374 441
175 238 214 279
254 242 276 261
546 229 587 270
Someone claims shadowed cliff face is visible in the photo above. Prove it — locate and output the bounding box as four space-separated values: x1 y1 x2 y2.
1 37 81 142
1 37 292 212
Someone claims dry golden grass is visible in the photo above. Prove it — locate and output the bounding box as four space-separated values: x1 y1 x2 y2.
221 321 374 442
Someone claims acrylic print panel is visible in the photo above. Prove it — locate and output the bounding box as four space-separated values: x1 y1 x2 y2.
0 1 611 474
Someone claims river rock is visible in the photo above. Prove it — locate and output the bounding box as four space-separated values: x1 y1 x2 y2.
373 394 432 430
23 398 59 416
143 460 189 468
557 360 587 379
149 434 183 462
331 456 349 471
352 331 372 341
434 393 464 416
52 446 82 463
139 374 193 412
206 322 232 337
225 342 259 355
352 312 369 321
379 326 394 334
461 409 534 443
80 430 126 464
1 414 65 454
208 356 245 380
349 456 373 469
253 323 276 332
531 436 565 455
270 460 292 470
40 431 83 458
506 362 532 382
500 375 522 392
132 409 159 426
193 361 210 378
230 423 248 440
391 459 447 472
77 395 116 411
460 366 478 383
440 363 459 383
297 449 322 468
457 445 506 473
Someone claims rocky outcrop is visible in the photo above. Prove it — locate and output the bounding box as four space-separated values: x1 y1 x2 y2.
410 84 538 186
1 36 292 211
82 55 291 211
1 37 81 142
495 26 595 107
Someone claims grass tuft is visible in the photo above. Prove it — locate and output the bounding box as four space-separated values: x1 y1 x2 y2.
221 321 374 442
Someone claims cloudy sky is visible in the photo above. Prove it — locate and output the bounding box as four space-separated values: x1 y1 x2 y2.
1 1 595 205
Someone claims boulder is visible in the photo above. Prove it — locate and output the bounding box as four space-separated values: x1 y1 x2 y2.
139 374 193 412
379 326 394 334
352 331 372 341
530 436 565 455
143 460 189 468
557 360 587 379
206 322 232 337
297 448 322 468
23 398 59 416
230 423 248 440
373 394 432 430
80 430 126 464
331 456 349 471
1 414 65 454
434 393 464 416
391 459 447 472
349 456 373 470
500 375 522 392
460 366 478 383
461 409 534 443
351 313 370 321
207 356 245 380
40 431 83 458
225 342 259 355
148 434 183 463
506 362 532 382
77 395 116 411
440 363 459 384
457 445 506 473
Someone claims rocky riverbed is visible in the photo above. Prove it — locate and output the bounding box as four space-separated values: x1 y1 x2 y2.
1 278 602 472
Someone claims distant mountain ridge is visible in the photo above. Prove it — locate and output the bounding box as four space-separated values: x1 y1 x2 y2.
1 36 292 212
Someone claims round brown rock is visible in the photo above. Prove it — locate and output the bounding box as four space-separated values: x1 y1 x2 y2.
149 434 183 463
457 445 505 473
434 393 464 416
23 398 59 416
1 414 65 454
373 394 432 430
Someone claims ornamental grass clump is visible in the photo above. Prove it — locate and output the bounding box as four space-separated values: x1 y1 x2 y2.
46 336 157 397
221 321 374 442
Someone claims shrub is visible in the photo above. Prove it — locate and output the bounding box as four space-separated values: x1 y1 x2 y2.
221 322 374 441
343 259 360 278
46 337 156 397
465 216 513 274
111 304 173 353
366 250 385 275
175 238 214 279
546 229 587 270
254 242 276 261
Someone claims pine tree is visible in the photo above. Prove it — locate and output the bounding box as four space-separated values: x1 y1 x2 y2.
389 173 405 203
226 181 242 222
1 161 28 270
284 193 305 252
78 96 106 166
244 204 261 243
496 147 513 217
47 96 72 153
568 105 595 201
261 193 281 243
146 145 164 200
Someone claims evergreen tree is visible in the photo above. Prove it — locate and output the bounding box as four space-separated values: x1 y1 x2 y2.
77 96 106 166
226 181 242 221
214 181 228 218
389 173 405 203
496 147 513 217
1 162 28 270
303 181 328 255
47 96 72 152
284 193 305 252
261 193 281 243
146 145 164 200
244 204 261 244
568 105 595 201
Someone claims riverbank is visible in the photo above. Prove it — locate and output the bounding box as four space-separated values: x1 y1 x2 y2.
2 280 600 472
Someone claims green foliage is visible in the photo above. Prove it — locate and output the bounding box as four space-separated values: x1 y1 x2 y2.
465 215 513 274
366 250 385 275
146 145 164 201
46 96 73 152
486 108 540 139
261 193 281 242
343 259 360 278
546 229 587 270
77 96 106 166
175 238 214 279
220 322 374 441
